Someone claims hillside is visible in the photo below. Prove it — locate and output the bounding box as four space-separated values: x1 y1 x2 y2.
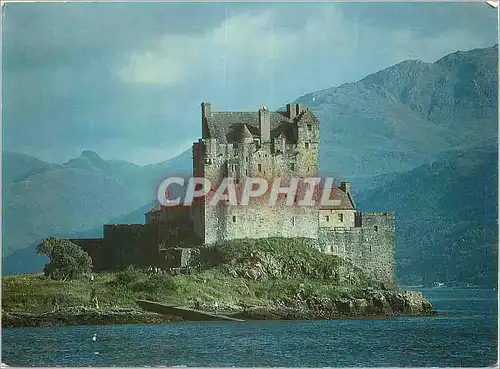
2 45 498 286
296 45 498 190
2 201 157 276
2 151 57 186
356 145 498 287
2 149 190 258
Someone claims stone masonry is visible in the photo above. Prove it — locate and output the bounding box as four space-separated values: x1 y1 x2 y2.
191 102 396 287
71 102 396 287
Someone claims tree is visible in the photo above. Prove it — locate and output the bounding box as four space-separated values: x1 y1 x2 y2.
36 237 93 281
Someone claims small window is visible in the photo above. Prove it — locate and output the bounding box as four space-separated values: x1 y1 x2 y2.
232 216 237 223
258 164 262 171
374 225 378 232
292 217 296 226
307 124 312 131
245 169 248 175
338 214 344 222
326 215 330 222
290 163 295 170
305 142 309 149
245 157 249 162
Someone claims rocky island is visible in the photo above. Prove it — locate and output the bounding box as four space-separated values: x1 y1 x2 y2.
2 238 433 328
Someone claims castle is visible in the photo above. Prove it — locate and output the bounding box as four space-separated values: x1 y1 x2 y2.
71 103 395 286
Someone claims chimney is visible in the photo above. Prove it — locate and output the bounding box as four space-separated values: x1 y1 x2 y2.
201 102 211 119
340 181 351 195
287 103 298 120
259 106 271 143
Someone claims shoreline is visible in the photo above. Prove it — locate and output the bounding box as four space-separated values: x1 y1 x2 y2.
1 309 443 330
3 289 436 329
2 310 437 329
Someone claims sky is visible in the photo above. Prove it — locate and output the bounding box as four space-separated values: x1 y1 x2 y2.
2 2 498 165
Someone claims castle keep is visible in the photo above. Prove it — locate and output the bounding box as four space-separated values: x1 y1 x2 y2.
71 103 395 286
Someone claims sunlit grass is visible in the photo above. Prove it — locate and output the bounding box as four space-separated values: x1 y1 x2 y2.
3 238 380 314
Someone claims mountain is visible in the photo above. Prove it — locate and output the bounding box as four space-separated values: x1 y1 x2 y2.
2 151 57 186
2 201 157 275
295 45 498 191
108 148 192 201
356 145 498 287
2 149 191 259
3 45 497 283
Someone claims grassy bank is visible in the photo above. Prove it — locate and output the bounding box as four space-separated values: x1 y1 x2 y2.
2 238 433 327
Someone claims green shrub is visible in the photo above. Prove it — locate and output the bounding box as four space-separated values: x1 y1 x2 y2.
113 265 146 287
132 274 178 294
36 237 93 281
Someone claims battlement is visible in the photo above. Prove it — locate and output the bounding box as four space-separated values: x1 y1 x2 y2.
73 102 395 287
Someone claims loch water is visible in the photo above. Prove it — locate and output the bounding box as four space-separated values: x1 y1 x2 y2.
2 288 497 367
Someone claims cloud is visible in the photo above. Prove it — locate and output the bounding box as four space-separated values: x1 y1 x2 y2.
117 3 496 91
2 2 498 165
117 10 295 86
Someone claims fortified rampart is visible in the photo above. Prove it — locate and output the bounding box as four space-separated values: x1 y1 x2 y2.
70 102 396 286
317 212 395 287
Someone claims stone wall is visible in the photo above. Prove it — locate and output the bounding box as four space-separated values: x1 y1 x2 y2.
318 209 356 228
317 212 395 287
220 201 319 241
69 238 105 270
194 109 320 244
73 220 201 271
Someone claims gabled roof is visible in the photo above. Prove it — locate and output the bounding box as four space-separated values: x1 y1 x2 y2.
203 109 320 143
205 111 290 143
320 188 356 210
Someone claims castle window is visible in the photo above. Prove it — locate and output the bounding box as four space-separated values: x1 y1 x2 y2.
258 164 262 171
374 225 378 232
307 124 312 131
305 142 310 149
326 215 330 222
245 169 248 175
233 216 237 223
338 214 344 222
292 216 296 226
245 157 248 162
289 163 295 170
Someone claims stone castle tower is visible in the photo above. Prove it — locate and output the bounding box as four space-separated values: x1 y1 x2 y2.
191 102 321 244
71 102 396 288
190 102 396 286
